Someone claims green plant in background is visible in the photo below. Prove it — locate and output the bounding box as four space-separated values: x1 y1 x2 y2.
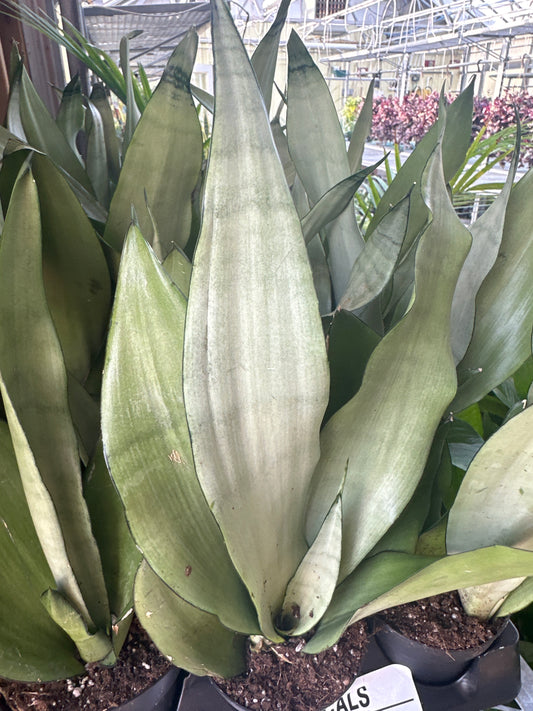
100 0 533 681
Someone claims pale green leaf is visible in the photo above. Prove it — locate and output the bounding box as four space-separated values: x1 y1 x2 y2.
250 0 291 113
163 245 192 296
450 122 520 364
105 31 203 255
0 168 109 632
183 0 329 640
120 31 142 152
306 141 471 582
278 496 342 636
0 421 82 682
347 79 374 173
338 193 410 311
102 226 258 634
135 560 247 678
452 168 533 412
447 405 533 616
287 30 364 303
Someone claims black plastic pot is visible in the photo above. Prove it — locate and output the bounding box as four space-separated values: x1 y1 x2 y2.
176 620 521 711
0 668 183 711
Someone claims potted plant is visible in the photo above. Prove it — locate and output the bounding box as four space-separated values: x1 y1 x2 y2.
99 0 533 709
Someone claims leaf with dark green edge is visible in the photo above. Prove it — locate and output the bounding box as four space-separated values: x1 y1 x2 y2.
301 161 384 246
6 52 25 141
183 0 329 642
347 79 374 173
287 30 365 304
120 31 143 152
0 167 110 633
304 551 438 654
452 168 533 413
451 120 521 364
135 560 247 678
102 226 258 634
307 234 333 315
90 84 121 186
447 405 533 617
306 138 472 582
83 441 141 646
306 546 533 652
56 75 85 163
338 193 411 312
0 421 83 682
191 83 214 113
85 97 110 208
31 154 111 384
250 0 291 113
366 81 474 253
41 589 115 665
104 31 203 256
278 496 342 636
163 244 192 296
13 59 93 194
324 309 380 424
445 418 484 471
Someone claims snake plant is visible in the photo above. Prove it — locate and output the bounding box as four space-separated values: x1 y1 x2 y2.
99 0 533 678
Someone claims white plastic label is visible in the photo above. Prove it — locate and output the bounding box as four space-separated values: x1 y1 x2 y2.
321 664 423 711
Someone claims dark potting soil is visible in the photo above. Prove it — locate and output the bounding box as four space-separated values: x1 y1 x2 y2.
0 618 173 711
378 590 503 650
217 621 369 711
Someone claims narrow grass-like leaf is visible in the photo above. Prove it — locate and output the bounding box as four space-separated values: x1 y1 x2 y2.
287 31 364 303
347 79 374 173
0 167 109 632
183 0 329 640
250 0 291 113
102 227 258 633
135 561 247 678
451 122 520 364
447 405 533 617
338 193 410 311
453 167 533 412
104 31 203 255
278 496 342 636
32 154 111 383
301 162 383 245
306 141 471 581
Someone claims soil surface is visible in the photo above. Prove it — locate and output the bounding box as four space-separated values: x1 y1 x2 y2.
0 618 174 711
217 621 369 711
378 590 504 649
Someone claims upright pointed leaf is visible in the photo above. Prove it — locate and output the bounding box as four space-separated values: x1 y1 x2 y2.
250 0 291 113
0 168 109 632
450 122 521 364
56 75 85 163
85 97 111 207
452 168 533 412
306 141 471 581
120 31 142 152
347 79 374 173
287 31 364 303
183 0 329 640
90 84 121 185
32 154 111 383
104 31 203 255
102 227 258 634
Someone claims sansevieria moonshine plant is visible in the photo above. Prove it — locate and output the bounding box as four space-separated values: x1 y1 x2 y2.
96 0 533 689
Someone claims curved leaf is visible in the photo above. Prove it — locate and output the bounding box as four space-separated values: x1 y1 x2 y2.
250 0 291 113
306 141 471 581
347 79 374 173
183 0 329 640
102 227 258 634
135 560 247 678
104 31 203 255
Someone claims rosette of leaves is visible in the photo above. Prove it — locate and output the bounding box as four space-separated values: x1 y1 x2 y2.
102 0 533 677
